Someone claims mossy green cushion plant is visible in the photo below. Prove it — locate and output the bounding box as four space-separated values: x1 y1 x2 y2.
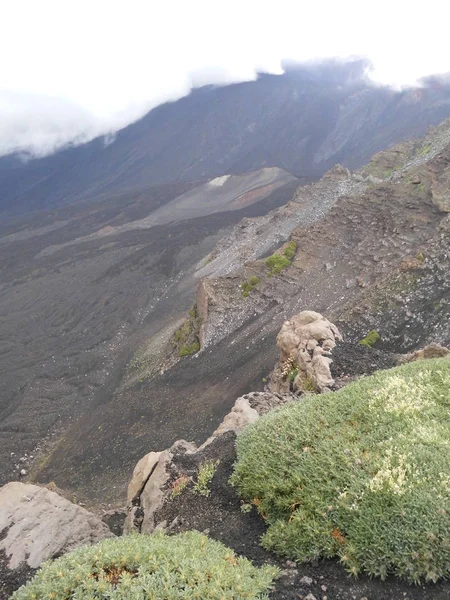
12 531 279 599
231 358 450 583
282 240 297 261
265 254 290 275
265 241 297 276
359 329 381 347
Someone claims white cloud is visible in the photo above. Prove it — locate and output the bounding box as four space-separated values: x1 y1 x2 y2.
0 0 449 157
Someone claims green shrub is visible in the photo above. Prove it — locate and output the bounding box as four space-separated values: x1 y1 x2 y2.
265 241 296 276
241 276 261 298
170 475 190 498
179 342 200 357
248 275 261 286
418 142 432 156
188 306 198 319
283 241 297 260
12 531 278 599
265 253 291 275
359 329 381 347
193 459 220 497
287 366 299 382
231 358 450 583
173 305 202 355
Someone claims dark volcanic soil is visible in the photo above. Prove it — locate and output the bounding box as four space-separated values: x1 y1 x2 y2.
157 432 450 600
35 332 279 504
0 179 297 499
330 341 398 385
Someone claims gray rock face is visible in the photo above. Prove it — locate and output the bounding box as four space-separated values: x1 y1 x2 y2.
0 482 113 570
123 440 196 535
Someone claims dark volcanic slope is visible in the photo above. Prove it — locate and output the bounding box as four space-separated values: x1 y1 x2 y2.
3 60 450 213
0 176 299 494
29 122 450 505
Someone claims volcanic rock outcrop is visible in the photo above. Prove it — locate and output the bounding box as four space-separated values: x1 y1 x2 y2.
0 482 113 597
398 342 450 363
269 311 342 394
124 311 344 535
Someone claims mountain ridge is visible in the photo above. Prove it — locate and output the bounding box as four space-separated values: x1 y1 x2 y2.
3 61 450 214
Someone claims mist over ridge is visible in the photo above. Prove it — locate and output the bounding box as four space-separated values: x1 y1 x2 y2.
2 57 450 160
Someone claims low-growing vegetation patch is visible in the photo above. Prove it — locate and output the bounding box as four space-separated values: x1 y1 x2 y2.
265 253 290 276
362 161 402 180
170 474 190 498
231 358 450 583
283 240 297 260
287 366 299 383
248 275 261 286
12 531 278 599
172 304 202 358
265 241 297 276
418 142 433 156
241 276 261 298
193 459 220 497
358 329 381 348
179 341 200 356
296 374 316 392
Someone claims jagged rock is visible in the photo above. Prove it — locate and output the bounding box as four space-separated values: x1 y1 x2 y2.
199 391 291 449
322 164 351 181
208 397 259 438
127 451 161 505
398 343 450 364
269 311 342 394
244 391 293 415
0 482 113 570
124 440 196 534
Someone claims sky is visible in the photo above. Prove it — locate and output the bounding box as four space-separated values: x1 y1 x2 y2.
0 0 448 158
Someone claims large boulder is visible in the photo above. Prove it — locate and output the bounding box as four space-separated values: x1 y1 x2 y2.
199 392 287 447
269 311 342 394
0 482 113 570
0 482 113 597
